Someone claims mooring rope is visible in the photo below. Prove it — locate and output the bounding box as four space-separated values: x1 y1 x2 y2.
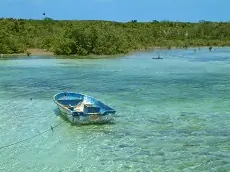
0 121 65 150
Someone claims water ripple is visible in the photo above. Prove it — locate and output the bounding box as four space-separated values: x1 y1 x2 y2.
1 48 230 171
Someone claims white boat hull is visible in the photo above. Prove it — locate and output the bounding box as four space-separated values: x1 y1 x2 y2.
58 106 114 125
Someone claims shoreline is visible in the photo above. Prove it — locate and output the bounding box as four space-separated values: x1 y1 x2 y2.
0 46 226 59
1 48 125 59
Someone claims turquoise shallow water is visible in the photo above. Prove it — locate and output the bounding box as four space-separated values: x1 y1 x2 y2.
0 48 230 172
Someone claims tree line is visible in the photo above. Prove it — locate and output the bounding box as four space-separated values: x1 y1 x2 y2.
0 18 230 55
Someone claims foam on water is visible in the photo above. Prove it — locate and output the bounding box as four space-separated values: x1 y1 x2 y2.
0 47 230 172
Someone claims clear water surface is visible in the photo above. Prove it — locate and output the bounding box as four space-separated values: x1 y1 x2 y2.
0 47 230 172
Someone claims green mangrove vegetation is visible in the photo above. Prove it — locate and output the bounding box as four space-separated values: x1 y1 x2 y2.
1 18 230 56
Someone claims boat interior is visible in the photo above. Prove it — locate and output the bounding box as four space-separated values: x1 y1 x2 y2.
55 92 115 115
57 98 114 115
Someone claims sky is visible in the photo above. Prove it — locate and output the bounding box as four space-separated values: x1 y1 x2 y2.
0 0 229 22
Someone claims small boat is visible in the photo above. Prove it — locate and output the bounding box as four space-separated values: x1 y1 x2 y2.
152 57 163 59
53 92 116 125
152 55 163 60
